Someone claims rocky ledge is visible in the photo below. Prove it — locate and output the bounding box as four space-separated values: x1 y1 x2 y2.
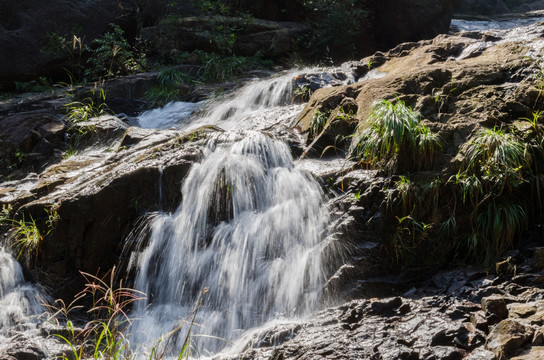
219 251 544 360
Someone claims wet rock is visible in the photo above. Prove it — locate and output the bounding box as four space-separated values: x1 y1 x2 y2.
0 115 209 299
496 257 516 277
0 110 66 179
431 346 464 360
482 296 509 324
532 327 544 346
0 335 46 360
471 311 489 332
511 346 544 360
465 347 497 360
486 319 534 358
533 248 544 270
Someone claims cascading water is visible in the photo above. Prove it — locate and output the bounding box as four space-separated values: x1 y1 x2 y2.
0 248 45 345
128 71 330 355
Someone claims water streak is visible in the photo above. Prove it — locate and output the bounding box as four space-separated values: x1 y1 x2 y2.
0 248 45 345
129 132 329 355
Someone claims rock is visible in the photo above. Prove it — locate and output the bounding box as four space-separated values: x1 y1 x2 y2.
533 327 544 346
0 0 162 87
431 346 465 360
454 0 544 15
371 0 455 53
0 109 66 180
533 248 544 270
471 311 489 332
465 347 497 360
486 319 534 358
0 116 211 299
482 296 509 324
509 303 539 319
0 335 46 360
511 346 544 360
220 0 304 22
497 257 516 276
370 296 403 314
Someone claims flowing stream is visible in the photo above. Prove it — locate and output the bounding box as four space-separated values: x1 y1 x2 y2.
128 72 330 356
0 248 45 346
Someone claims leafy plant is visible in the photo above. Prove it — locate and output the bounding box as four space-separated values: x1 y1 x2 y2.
64 88 109 124
464 127 529 193
145 68 192 107
301 0 369 61
393 215 432 267
350 99 440 173
309 110 329 137
85 24 145 80
7 214 42 259
45 202 61 235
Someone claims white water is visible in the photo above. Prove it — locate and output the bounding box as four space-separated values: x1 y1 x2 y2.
138 101 204 129
0 248 45 345
137 71 301 132
128 71 330 356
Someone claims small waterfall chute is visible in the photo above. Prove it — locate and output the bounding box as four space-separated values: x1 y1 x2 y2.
128 132 329 355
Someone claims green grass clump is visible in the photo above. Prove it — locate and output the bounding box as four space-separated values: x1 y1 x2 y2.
145 68 192 107
309 110 329 137
8 214 42 259
350 99 440 172
46 267 205 360
452 126 531 264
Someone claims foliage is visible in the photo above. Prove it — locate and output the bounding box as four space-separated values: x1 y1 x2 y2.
301 0 369 61
45 267 206 359
145 68 192 107
192 50 272 82
309 110 329 137
393 215 432 268
449 126 532 264
475 199 527 264
14 77 52 94
85 24 145 80
64 87 108 124
350 99 440 173
7 214 42 259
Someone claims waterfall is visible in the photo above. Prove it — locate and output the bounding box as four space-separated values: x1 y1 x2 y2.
135 71 301 133
0 248 45 345
128 71 330 355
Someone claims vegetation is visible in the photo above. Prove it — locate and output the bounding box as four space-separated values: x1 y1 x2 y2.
350 99 440 173
309 110 329 137
45 268 205 359
84 24 146 81
452 127 531 263
6 214 42 260
301 0 370 61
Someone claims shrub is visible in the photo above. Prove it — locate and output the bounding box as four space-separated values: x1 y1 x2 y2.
45 267 205 359
301 0 370 61
7 214 42 259
350 99 440 173
85 24 145 80
451 126 532 264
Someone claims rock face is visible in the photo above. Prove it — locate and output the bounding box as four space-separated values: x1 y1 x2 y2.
0 114 213 298
217 258 544 360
